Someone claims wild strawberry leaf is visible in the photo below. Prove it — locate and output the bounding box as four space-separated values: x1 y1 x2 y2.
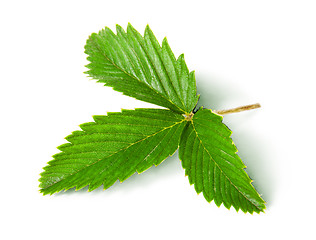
84 24 199 114
40 24 265 213
179 108 266 213
40 109 186 195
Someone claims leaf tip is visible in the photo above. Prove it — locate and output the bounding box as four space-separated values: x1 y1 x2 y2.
144 24 154 36
162 37 168 46
145 23 151 30
115 24 125 34
127 22 137 33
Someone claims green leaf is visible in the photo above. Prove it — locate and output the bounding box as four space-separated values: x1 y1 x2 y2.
40 24 266 213
84 24 199 114
179 108 266 213
39 109 186 195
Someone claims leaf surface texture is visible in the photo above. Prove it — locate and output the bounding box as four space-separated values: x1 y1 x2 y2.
179 108 265 213
40 109 186 195
85 24 199 114
40 24 266 213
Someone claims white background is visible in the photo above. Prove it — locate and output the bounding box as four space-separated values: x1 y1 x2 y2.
1 0 316 239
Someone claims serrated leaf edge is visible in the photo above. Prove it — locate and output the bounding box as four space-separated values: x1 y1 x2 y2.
86 25 190 115
189 110 266 213
39 116 186 195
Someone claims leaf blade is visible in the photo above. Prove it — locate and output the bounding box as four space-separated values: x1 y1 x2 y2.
179 108 266 213
85 24 199 114
40 109 186 195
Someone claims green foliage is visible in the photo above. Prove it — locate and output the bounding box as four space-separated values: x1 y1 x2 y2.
85 23 199 114
179 108 265 213
39 24 265 213
40 109 185 195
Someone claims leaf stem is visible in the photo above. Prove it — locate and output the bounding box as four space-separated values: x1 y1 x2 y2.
213 103 261 115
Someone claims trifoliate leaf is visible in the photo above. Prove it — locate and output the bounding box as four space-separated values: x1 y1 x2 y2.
84 24 199 114
179 108 266 213
40 24 266 213
39 109 186 195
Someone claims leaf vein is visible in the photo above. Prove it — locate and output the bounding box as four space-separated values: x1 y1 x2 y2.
190 121 261 211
